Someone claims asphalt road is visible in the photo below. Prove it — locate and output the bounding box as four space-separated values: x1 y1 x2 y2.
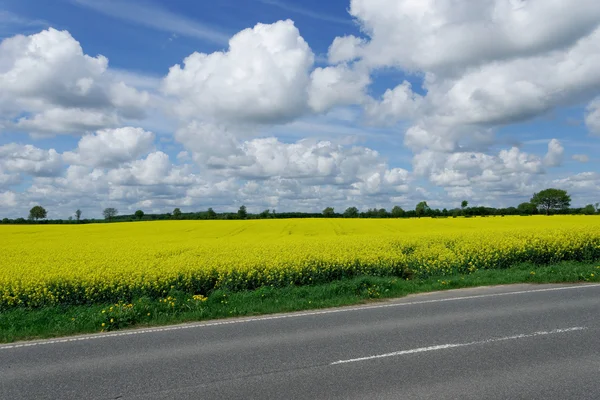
2 283 600 400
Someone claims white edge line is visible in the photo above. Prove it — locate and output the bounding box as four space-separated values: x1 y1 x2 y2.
331 327 588 365
1 283 599 351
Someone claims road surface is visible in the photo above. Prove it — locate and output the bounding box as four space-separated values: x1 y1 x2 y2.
2 283 600 399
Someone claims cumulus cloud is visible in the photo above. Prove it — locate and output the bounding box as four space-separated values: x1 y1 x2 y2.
63 127 155 168
106 151 197 187
15 108 121 135
176 121 411 196
543 139 564 167
0 143 62 177
344 1 600 157
412 145 547 200
364 81 423 125
0 191 18 208
2 2 600 216
308 64 371 113
586 98 600 135
572 154 590 163
0 28 150 134
348 0 600 72
328 35 366 64
163 20 314 124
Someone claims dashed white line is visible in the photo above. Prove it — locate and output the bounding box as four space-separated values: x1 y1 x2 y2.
331 327 587 365
1 283 599 351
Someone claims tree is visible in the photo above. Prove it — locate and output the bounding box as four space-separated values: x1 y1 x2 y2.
207 208 217 219
415 201 430 218
75 209 82 222
582 204 596 215
172 208 182 219
135 210 145 220
343 207 359 218
530 188 571 215
322 207 335 218
29 206 47 221
461 200 468 209
103 207 118 221
595 203 600 213
377 208 389 218
238 205 247 219
517 202 537 215
258 209 269 218
391 206 405 218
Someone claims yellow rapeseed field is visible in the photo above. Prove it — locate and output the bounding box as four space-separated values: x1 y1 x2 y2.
1 216 599 309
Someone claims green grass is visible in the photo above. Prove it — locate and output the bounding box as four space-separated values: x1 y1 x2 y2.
1 261 599 344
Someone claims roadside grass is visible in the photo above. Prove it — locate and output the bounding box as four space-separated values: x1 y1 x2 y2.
1 261 599 344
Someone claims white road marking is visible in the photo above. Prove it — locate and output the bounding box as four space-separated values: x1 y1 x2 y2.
1 283 599 351
331 327 587 365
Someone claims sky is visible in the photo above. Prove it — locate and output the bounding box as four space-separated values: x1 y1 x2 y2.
0 0 599 219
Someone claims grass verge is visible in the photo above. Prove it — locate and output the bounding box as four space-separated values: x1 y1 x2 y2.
1 261 599 344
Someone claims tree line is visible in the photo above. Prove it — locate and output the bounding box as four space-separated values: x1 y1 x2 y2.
1 188 598 225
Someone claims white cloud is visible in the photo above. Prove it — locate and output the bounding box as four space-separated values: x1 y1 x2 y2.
0 143 62 177
337 1 600 156
348 0 600 72
544 139 564 167
586 98 600 135
572 154 590 163
106 152 197 187
163 20 314 124
365 81 422 125
0 191 17 208
308 64 370 113
0 28 149 135
2 3 600 216
63 127 155 168
15 108 121 135
328 35 366 64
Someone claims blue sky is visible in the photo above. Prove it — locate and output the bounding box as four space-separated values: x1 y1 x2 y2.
0 0 599 218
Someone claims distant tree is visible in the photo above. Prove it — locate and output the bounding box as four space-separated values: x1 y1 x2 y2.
68 216 73 221
391 206 405 218
530 188 571 215
517 202 537 215
415 201 430 218
595 203 600 213
259 209 271 218
103 208 118 221
377 208 389 218
582 204 596 215
172 208 182 219
442 208 449 217
29 206 47 221
238 205 247 219
75 209 82 222
322 207 335 218
2 218 9 224
461 200 468 209
343 207 359 218
207 208 217 219
135 210 145 220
